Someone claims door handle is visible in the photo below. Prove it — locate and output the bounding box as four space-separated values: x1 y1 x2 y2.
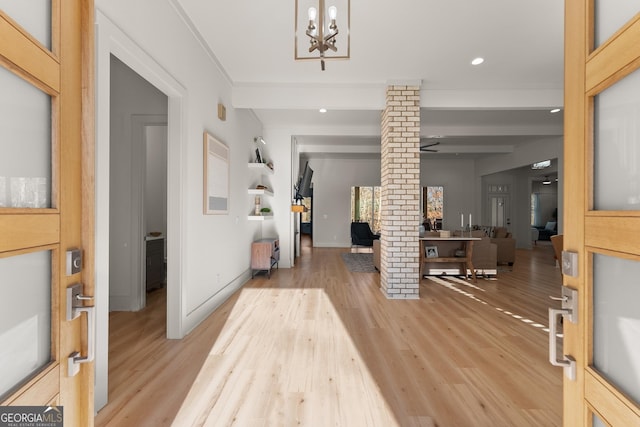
66 283 95 376
547 286 578 381
548 308 576 380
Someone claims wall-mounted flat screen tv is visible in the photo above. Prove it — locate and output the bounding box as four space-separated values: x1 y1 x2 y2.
295 161 313 199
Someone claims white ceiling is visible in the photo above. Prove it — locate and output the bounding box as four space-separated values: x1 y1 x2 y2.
173 0 565 158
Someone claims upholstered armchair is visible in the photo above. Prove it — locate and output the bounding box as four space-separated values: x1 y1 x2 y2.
350 222 380 248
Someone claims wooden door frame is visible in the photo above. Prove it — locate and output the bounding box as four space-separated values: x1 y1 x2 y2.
563 1 588 424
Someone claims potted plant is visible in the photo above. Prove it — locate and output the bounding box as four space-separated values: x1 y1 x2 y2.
260 207 271 216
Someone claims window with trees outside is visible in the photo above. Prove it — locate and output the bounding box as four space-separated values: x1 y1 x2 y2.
351 186 443 233
422 186 444 224
351 186 381 234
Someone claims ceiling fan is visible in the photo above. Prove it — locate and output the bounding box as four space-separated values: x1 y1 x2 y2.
420 141 440 152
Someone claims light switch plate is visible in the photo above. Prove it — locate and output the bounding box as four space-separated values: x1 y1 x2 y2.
561 250 578 277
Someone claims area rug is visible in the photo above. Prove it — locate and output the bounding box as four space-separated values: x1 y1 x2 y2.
341 252 377 273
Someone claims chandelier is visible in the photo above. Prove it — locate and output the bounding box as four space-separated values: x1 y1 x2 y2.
295 0 350 70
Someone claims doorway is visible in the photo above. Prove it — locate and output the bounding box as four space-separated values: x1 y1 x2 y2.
95 11 186 412
108 56 167 312
487 185 511 228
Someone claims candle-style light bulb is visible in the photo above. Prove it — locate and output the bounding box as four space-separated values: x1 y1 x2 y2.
328 5 337 20
308 7 317 21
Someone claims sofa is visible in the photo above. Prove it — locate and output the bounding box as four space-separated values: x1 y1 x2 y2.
475 226 516 266
470 236 498 275
534 221 557 241
451 230 498 275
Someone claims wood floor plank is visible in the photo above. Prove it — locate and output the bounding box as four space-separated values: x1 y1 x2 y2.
96 240 562 427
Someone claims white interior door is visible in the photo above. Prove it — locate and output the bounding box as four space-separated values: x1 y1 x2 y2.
488 193 511 228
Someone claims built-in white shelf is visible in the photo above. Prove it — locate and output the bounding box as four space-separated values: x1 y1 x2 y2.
248 163 274 222
248 163 274 174
248 214 273 221
248 188 274 197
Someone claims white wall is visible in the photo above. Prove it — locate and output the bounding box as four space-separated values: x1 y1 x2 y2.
304 156 478 247
421 158 477 231
303 146 562 251
145 126 168 238
477 136 563 248
309 157 381 247
95 4 265 410
254 129 295 266
475 136 562 176
482 168 560 249
97 0 263 333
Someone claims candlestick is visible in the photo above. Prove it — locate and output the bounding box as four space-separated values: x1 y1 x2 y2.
461 213 464 228
469 214 472 228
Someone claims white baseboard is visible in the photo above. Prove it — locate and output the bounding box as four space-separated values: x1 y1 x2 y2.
182 270 251 335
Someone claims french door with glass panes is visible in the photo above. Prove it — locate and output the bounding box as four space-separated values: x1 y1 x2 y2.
0 1 95 425
561 1 640 425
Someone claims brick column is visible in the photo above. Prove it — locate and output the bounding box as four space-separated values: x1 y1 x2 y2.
380 83 421 299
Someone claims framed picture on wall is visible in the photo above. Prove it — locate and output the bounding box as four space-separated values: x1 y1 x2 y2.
203 132 229 214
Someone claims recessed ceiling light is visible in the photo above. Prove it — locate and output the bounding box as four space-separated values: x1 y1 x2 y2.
550 108 561 113
319 108 327 113
471 57 484 65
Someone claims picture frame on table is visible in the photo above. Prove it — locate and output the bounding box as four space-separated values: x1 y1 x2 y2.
255 147 263 163
203 132 229 215
425 245 438 258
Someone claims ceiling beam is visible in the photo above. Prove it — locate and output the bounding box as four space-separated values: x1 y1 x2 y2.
233 84 563 111
298 143 515 155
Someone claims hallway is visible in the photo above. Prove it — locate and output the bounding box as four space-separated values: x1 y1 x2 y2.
96 243 563 426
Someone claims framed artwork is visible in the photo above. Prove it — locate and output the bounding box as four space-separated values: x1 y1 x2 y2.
203 132 229 214
425 245 438 258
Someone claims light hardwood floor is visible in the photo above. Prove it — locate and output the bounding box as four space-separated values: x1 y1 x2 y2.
96 239 563 426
